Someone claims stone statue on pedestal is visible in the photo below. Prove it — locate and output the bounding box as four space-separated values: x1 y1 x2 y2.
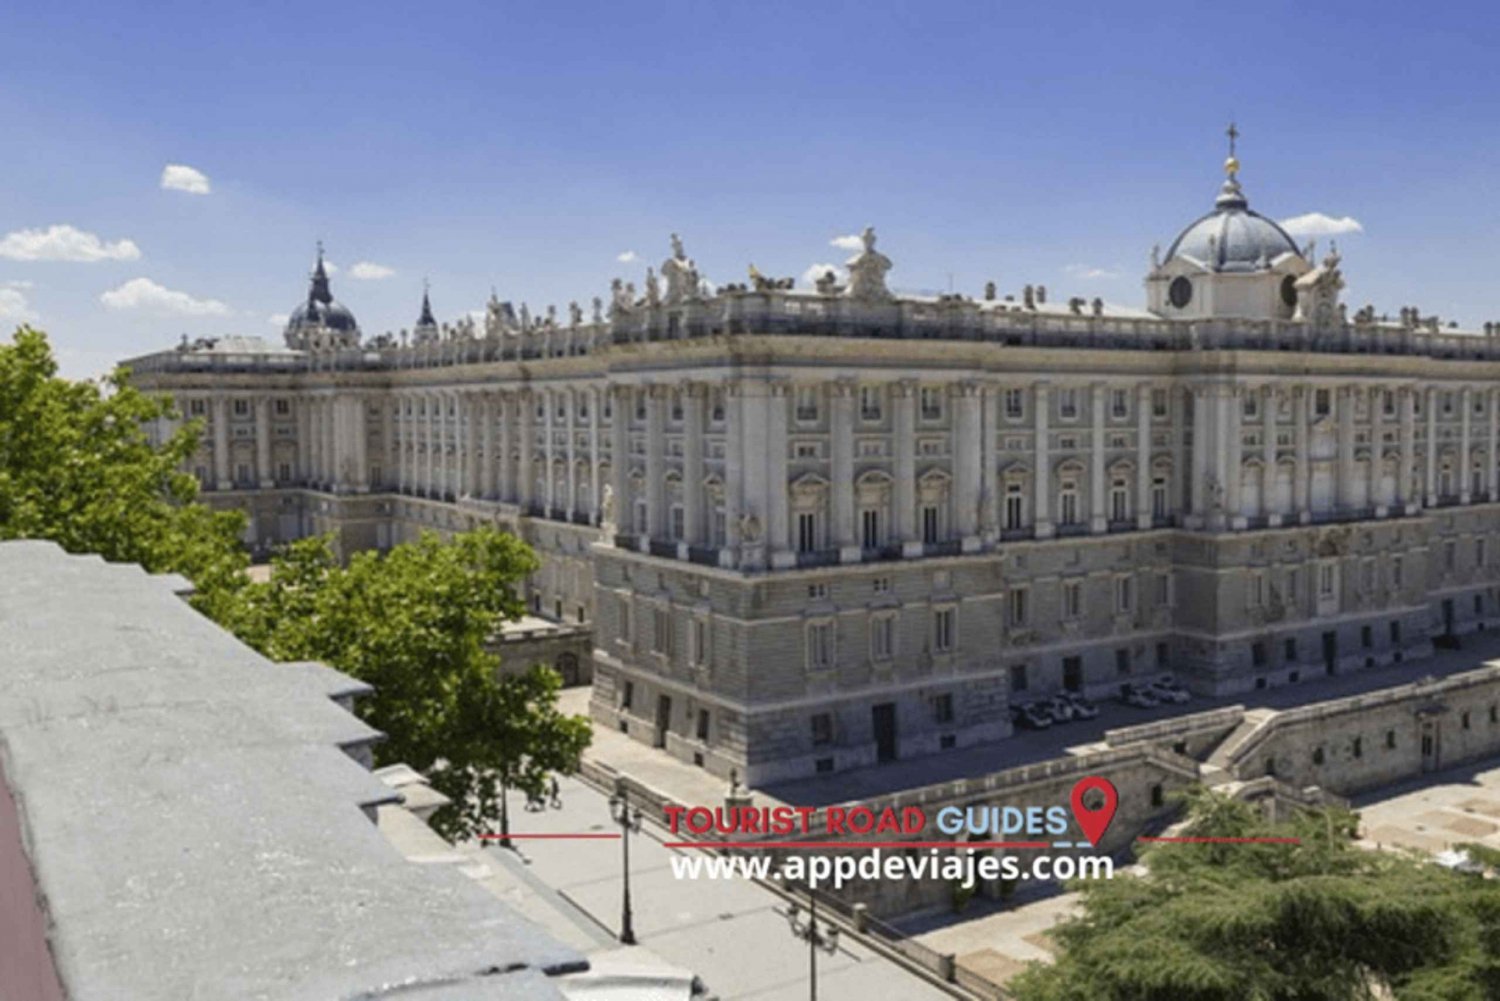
844 226 892 302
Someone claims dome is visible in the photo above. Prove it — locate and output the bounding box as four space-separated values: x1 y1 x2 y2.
283 250 360 348
1163 175 1300 273
285 297 358 334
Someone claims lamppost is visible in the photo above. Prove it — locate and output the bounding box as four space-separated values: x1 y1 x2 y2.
786 886 840 1001
608 789 643 945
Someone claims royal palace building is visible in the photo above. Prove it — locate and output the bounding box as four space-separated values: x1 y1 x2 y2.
126 147 1500 783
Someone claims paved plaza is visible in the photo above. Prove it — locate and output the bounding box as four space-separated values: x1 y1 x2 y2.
1355 758 1500 857
453 774 953 1001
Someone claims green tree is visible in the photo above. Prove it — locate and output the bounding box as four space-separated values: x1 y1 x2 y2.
215 527 591 840
0 326 248 608
1010 789 1498 1001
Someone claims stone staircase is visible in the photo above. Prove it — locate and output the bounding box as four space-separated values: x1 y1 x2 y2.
1201 707 1280 785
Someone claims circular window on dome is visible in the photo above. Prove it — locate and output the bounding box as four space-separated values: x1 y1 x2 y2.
1280 275 1297 308
1168 276 1193 309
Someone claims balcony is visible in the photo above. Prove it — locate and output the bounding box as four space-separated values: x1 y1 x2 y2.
795 548 841 568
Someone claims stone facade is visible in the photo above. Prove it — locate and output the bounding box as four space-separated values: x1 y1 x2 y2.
126 151 1500 786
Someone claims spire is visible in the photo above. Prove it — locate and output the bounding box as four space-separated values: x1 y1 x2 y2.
1214 122 1248 211
309 241 332 304
416 278 436 328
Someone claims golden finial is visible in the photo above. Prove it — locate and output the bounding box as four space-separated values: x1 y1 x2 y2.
1224 121 1240 177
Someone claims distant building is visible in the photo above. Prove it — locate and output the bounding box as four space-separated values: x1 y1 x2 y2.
125 139 1500 783
0 540 586 999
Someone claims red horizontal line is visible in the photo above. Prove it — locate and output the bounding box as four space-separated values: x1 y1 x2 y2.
478 833 621 840
662 840 1052 850
1138 836 1302 844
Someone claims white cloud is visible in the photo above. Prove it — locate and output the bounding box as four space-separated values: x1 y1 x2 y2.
830 234 863 251
321 259 338 275
616 251 637 263
268 313 289 327
1063 263 1121 280
160 164 211 195
0 286 35 321
0 224 141 262
348 261 395 280
3 279 34 290
100 277 229 316
802 263 847 287
1278 212 1364 238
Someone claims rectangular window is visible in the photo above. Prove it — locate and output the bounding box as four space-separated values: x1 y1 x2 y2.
652 608 673 656
1115 577 1133 614
1111 389 1128 419
1005 484 1024 530
1063 580 1082 620
233 399 249 416
1008 588 1029 626
859 386 883 421
919 387 943 421
871 615 895 661
189 399 206 416
797 512 819 553
696 709 710 742
1151 388 1168 418
872 576 891 594
921 505 940 544
795 386 819 423
934 608 955 653
861 509 882 549
1004 389 1024 419
933 693 954 724
275 399 290 415
807 622 833 670
1009 663 1028 692
691 619 708 666
1059 388 1079 419
1318 563 1337 598
1314 389 1331 417
621 681 634 710
1115 648 1131 676
811 713 833 746
1152 477 1168 519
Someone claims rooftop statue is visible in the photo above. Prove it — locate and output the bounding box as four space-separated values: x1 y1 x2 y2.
844 225 892 302
661 233 701 303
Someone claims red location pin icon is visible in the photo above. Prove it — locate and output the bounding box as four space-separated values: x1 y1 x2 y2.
1070 776 1119 846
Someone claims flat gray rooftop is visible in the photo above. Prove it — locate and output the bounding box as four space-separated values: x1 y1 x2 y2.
0 540 583 999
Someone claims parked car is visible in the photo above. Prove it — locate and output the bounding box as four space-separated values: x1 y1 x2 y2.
1060 692 1099 720
1119 683 1160 709
1047 695 1077 722
1014 701 1055 729
1149 677 1192 704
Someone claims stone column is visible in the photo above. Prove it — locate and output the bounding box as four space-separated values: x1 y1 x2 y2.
517 389 535 510
1368 386 1385 516
498 391 515 502
1461 386 1473 504
352 393 369 492
954 380 983 547
1489 387 1499 502
722 380 743 565
1294 386 1311 522
1262 385 1278 524
980 382 999 542
255 396 273 487
830 379 857 560
644 385 665 543
606 386 629 534
309 398 321 488
1425 387 1439 506
469 391 484 498
565 390 578 520
480 393 495 500
1033 382 1053 538
1171 386 1188 518
1337 385 1356 513
588 386 602 521
212 397 231 491
297 397 311 485
894 380 919 553
1224 385 1243 528
1089 382 1107 533
1398 386 1416 512
767 383 792 567
1136 382 1153 530
683 383 705 552
1189 386 1208 520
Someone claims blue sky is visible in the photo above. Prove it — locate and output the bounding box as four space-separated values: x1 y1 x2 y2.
4 1 1500 377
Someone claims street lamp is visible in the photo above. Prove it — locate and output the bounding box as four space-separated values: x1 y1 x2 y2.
786 887 840 1001
608 789 644 945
